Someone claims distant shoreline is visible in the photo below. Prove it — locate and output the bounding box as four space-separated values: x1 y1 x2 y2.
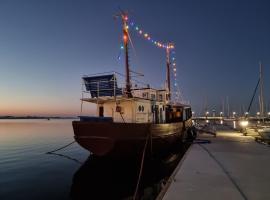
0 116 78 119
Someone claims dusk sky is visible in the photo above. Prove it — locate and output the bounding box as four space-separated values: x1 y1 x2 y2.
0 0 269 116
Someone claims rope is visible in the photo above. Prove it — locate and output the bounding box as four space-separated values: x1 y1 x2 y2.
120 112 126 123
46 140 76 154
48 152 83 165
133 132 150 200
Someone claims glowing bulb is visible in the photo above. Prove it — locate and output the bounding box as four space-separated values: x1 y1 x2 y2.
173 63 176 66
126 25 129 29
173 68 176 71
240 120 249 127
144 33 148 38
120 45 124 49
139 30 142 34
123 35 128 42
147 36 151 40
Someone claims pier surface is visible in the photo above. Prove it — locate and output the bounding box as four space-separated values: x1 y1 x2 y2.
161 128 270 200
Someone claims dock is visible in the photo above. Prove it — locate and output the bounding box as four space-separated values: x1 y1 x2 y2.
158 126 270 200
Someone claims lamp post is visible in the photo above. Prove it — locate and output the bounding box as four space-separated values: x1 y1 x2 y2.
220 112 223 117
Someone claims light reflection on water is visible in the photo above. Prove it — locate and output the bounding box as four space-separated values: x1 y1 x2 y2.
0 119 89 200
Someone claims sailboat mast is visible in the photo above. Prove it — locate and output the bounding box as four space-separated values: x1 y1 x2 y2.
166 45 171 101
122 13 132 98
259 62 264 118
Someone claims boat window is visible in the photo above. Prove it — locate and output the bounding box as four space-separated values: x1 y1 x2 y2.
142 106 144 112
143 92 148 99
159 94 163 101
138 105 142 112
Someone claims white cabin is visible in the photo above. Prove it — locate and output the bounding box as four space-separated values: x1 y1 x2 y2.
81 74 191 123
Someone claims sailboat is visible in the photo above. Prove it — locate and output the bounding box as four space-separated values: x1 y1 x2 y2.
242 62 270 138
72 12 194 157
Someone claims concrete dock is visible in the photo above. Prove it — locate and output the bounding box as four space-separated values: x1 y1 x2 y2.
159 129 270 200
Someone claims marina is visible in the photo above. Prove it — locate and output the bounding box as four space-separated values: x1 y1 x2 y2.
1 1 270 200
158 121 270 200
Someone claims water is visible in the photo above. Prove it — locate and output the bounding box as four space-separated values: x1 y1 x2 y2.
0 119 189 200
0 119 89 200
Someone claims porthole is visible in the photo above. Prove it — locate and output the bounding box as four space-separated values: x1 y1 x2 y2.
142 106 144 112
138 105 142 112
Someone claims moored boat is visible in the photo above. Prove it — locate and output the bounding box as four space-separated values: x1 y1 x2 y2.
72 11 195 158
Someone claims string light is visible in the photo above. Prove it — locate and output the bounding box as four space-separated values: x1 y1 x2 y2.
126 19 181 102
128 21 174 50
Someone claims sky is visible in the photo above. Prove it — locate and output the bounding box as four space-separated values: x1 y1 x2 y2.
0 0 269 116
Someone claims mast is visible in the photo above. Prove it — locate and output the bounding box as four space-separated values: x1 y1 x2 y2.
121 13 132 98
259 62 264 118
166 43 172 101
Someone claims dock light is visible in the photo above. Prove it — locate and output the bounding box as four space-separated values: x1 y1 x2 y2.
206 111 209 115
233 112 236 118
257 112 260 116
239 120 249 127
268 112 270 116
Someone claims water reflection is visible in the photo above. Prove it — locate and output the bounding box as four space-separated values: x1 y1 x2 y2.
70 144 189 200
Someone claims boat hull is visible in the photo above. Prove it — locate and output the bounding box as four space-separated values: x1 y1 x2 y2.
72 120 192 157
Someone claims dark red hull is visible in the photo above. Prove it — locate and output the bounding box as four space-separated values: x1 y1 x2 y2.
72 120 192 157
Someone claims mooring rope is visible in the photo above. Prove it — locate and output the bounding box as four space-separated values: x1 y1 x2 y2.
133 132 150 200
46 140 76 154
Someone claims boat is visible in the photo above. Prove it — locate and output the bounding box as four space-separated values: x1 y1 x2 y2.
72 12 195 158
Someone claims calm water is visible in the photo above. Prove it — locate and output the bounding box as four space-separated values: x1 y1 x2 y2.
0 119 89 200
0 119 188 200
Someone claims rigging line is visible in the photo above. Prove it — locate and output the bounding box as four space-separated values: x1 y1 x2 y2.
199 144 248 200
247 78 260 114
127 30 137 57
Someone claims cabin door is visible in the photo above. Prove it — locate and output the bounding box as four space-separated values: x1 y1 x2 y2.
99 106 104 117
155 105 159 124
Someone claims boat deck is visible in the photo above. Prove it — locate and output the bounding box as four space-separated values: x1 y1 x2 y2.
158 128 270 200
